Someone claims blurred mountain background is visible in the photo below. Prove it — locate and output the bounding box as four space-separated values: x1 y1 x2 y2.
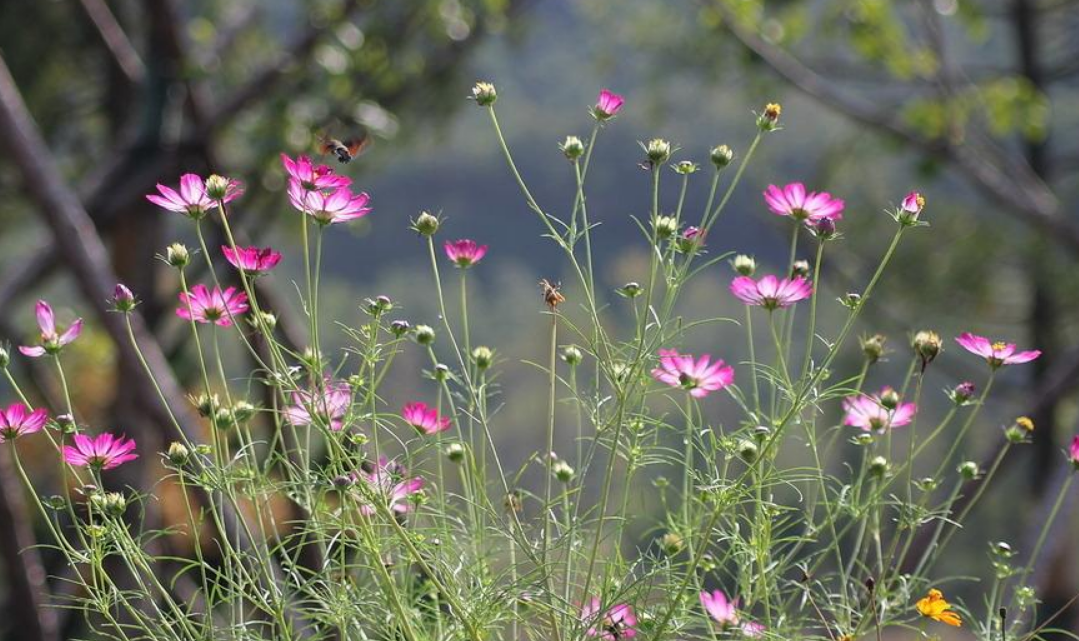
1 0 1078 638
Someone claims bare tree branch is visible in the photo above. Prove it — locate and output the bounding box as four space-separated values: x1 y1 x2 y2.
76 0 145 84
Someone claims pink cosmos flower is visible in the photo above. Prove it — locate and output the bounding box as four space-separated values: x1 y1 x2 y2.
741 621 766 638
652 349 735 398
288 181 371 225
1069 435 1079 469
355 456 425 516
62 433 138 470
581 598 637 640
221 245 282 275
594 89 625 119
730 275 813 310
176 285 249 326
763 182 844 223
281 153 351 191
19 300 83 358
146 173 242 219
0 403 48 442
842 388 917 432
902 191 925 217
955 333 1041 369
285 379 352 432
444 239 488 268
700 590 739 627
402 402 451 435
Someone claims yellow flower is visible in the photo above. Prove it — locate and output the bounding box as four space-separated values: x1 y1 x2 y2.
916 589 962 627
1016 416 1035 432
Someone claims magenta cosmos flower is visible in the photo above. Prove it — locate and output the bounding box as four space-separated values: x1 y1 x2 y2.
281 153 351 191
63 433 138 470
763 182 844 223
581 598 637 640
402 402 451 435
176 285 249 326
652 349 735 398
444 239 488 268
700 590 739 627
955 333 1041 369
843 388 917 432
730 275 813 310
355 457 425 516
146 173 242 219
0 403 48 442
593 89 625 120
741 621 766 638
19 300 83 358
221 245 282 275
288 181 371 225
285 379 352 432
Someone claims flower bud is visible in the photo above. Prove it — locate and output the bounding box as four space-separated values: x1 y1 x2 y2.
951 381 976 405
753 425 772 442
504 490 522 513
412 211 441 237
167 442 190 466
55 414 76 434
618 282 642 298
644 138 672 165
561 345 583 366
958 460 980 480
879 387 900 410
433 363 450 382
915 477 939 492
103 492 127 518
166 243 190 268
654 215 678 240
445 442 466 463
854 432 875 446
213 407 235 430
414 324 436 345
791 259 810 279
731 254 756 276
1005 416 1034 443
993 541 1015 558
390 319 411 337
552 460 575 483
913 330 942 368
677 227 704 253
812 218 837 239
737 439 759 463
256 311 277 332
232 401 256 424
333 475 354 488
347 375 364 389
897 191 926 225
758 102 782 131
0 346 9 369
112 284 136 312
661 531 685 555
860 334 887 364
611 362 629 382
205 174 233 200
191 393 218 418
840 292 862 310
868 456 889 478
471 81 497 106
672 160 699 175
710 144 734 169
472 346 494 370
560 135 585 160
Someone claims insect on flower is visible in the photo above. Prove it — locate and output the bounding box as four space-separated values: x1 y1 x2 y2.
540 279 565 308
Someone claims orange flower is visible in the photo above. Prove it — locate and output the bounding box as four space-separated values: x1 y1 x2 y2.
916 589 962 627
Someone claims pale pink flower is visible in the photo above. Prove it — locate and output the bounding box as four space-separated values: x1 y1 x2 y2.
652 349 735 398
902 191 925 216
593 89 625 120
955 333 1041 368
763 182 844 223
221 245 282 275
1069 435 1079 469
444 239 488 268
581 598 637 640
281 153 351 191
63 433 138 470
843 388 917 432
288 181 371 225
741 621 766 638
355 457 424 516
700 590 739 627
176 285 249 326
0 403 48 442
730 275 813 310
146 173 242 219
19 300 83 358
285 379 352 432
402 402 451 435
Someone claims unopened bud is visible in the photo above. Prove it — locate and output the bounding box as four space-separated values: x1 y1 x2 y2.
414 324 436 345
471 81 497 106
112 284 136 312
412 211 440 237
913 330 942 368
472 346 494 370
661 531 685 555
758 102 782 131
256 311 277 331
710 144 734 169
841 292 862 310
731 255 756 276
560 136 585 160
390 319 411 337
654 215 678 239
167 442 190 466
232 401 256 424
958 460 980 480
868 456 889 477
166 243 190 268
737 439 759 463
552 460 575 483
791 259 810 278
561 345 583 366
191 393 218 418
0 346 9 369
103 492 127 518
860 334 887 364
672 160 699 175
618 282 642 298
644 138 672 165
433 363 450 382
812 218 837 239
879 387 900 410
445 442 466 463
205 174 233 200
951 381 976 405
